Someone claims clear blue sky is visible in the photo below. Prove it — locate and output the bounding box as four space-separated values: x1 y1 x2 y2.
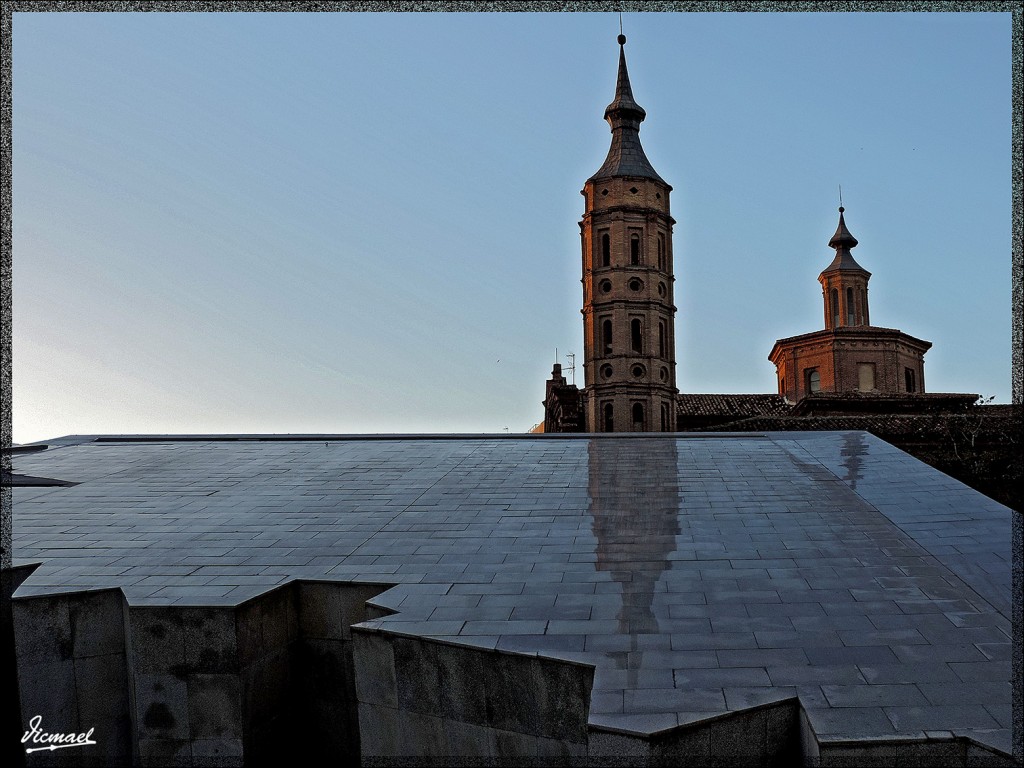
11 10 1013 442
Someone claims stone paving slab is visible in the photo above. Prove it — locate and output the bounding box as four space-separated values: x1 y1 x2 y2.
10 432 1013 750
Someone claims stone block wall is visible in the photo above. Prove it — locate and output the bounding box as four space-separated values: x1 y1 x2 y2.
14 588 132 767
13 580 388 767
588 701 800 768
353 628 594 762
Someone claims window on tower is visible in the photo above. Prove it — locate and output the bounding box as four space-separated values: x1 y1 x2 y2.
658 321 666 357
630 319 643 353
905 367 917 393
857 363 876 391
657 234 665 271
806 368 821 394
601 233 611 267
602 319 613 354
630 234 641 265
603 403 614 432
631 403 645 430
830 289 840 328
846 287 856 325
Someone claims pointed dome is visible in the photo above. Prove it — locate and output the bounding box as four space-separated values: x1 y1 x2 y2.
604 36 646 123
588 35 667 185
821 207 869 274
828 207 859 250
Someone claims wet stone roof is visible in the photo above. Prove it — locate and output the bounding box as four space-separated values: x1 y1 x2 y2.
10 432 1012 750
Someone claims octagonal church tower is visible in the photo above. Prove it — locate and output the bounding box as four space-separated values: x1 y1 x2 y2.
768 207 932 401
580 35 678 432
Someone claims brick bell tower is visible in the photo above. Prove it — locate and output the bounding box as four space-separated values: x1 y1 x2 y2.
580 34 678 432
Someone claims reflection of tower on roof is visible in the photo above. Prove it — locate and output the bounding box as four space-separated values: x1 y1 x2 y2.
588 438 680 687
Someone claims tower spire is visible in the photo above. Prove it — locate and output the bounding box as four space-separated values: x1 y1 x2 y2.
818 205 871 331
823 206 867 273
605 34 645 123
589 34 666 184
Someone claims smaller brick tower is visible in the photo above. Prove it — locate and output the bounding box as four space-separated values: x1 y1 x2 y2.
769 207 931 402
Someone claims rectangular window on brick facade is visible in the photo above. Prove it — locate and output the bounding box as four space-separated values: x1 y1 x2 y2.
857 363 875 391
905 367 916 393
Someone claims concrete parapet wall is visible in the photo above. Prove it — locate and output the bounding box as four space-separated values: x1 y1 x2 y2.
353 628 594 762
14 588 132 767
13 580 389 767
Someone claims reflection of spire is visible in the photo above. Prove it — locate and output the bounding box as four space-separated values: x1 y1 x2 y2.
588 438 680 684
589 35 666 184
822 206 869 274
840 431 866 490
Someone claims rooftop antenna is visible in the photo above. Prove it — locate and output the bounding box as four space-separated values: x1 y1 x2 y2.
565 352 576 386
839 184 843 208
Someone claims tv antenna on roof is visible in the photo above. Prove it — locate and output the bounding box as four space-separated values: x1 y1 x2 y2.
565 352 576 386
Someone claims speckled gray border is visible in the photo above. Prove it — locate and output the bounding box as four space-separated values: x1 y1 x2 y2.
0 0 1020 760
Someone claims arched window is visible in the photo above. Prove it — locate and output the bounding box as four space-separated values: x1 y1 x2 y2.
602 319 613 354
631 403 645 430
660 403 669 432
905 367 917 393
830 289 840 328
658 321 666 357
630 319 643 353
807 369 821 393
603 403 614 432
846 287 855 325
657 234 665 270
630 234 641 265
601 233 610 267
860 287 868 325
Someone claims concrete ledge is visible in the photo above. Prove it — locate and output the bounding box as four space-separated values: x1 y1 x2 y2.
13 580 392 767
353 626 595 762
